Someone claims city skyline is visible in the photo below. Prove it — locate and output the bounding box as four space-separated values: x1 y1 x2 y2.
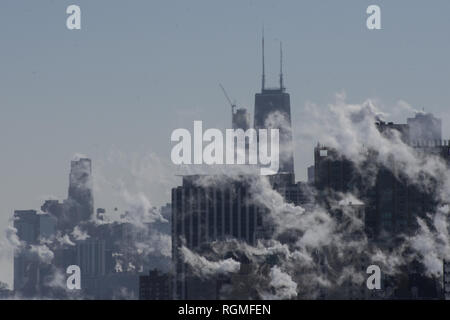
2 0 450 296
7 106 448 298
5 50 449 298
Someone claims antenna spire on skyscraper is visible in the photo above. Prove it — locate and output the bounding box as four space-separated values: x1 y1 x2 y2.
279 41 284 90
262 25 265 92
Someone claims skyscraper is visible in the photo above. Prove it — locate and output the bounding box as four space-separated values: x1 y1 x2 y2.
67 158 94 224
13 210 56 297
171 175 264 299
254 36 294 176
42 158 94 232
407 112 442 143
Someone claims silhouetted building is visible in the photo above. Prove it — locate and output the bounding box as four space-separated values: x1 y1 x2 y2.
269 177 314 207
314 145 360 194
407 112 442 143
254 36 294 175
0 282 12 299
67 158 94 226
171 175 265 299
77 239 107 278
313 123 450 240
139 269 171 300
171 175 309 300
41 158 93 232
232 108 250 131
307 165 315 184
376 121 410 143
313 119 450 299
13 210 56 297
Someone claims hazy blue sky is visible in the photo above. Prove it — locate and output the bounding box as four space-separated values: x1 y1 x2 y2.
2 0 450 285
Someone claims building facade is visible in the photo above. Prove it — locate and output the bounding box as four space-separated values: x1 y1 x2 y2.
139 269 171 300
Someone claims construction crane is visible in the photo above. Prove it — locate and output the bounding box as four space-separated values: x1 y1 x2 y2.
219 83 236 114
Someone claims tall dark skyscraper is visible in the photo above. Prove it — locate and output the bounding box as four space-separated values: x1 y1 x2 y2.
254 35 294 175
13 210 56 297
171 175 265 299
68 158 94 223
314 145 359 194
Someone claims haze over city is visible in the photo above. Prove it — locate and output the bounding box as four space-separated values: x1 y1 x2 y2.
1 1 450 299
